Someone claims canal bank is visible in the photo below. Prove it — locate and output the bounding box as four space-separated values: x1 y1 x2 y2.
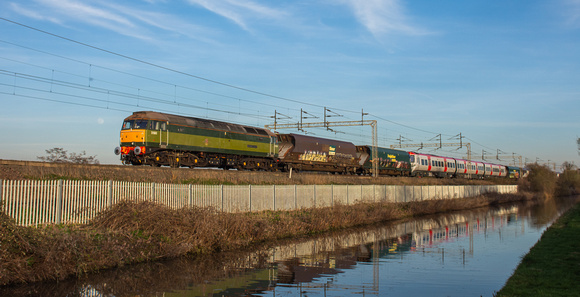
0 191 531 286
1 196 575 296
496 199 580 297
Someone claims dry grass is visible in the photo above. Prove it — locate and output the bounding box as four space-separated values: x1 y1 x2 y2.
0 191 531 286
0 160 513 186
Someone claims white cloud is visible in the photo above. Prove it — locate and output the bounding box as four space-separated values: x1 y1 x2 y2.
36 0 135 27
185 0 286 31
563 0 580 27
341 0 428 37
9 3 62 24
100 2 215 41
9 0 215 42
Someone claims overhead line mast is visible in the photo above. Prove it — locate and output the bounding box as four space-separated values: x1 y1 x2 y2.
390 133 472 161
265 108 379 177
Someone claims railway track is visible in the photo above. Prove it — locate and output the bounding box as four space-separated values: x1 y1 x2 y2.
0 159 511 186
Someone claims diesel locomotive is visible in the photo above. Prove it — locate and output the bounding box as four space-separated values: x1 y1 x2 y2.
115 111 520 178
115 111 278 170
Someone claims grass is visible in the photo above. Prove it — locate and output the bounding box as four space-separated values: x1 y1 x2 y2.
0 192 530 286
0 159 516 186
495 202 580 297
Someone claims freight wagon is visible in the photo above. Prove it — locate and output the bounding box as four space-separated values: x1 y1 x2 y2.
356 146 411 176
277 133 359 173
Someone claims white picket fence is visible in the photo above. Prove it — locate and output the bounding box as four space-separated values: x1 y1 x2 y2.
0 179 517 226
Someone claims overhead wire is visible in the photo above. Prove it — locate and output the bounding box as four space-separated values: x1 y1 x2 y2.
0 17 527 162
0 40 302 114
0 17 329 110
0 69 273 121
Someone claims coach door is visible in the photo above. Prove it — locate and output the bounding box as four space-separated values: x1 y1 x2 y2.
157 121 168 148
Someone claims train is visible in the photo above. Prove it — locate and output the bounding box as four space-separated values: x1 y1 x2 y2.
115 111 522 179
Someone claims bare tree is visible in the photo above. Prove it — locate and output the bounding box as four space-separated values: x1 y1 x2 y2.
37 148 100 164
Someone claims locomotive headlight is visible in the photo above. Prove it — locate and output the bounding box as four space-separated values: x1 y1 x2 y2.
114 147 121 155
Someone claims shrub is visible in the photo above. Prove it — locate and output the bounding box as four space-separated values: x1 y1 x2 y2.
522 164 557 198
556 163 580 196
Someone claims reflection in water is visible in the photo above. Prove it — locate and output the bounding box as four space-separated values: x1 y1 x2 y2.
1 197 578 296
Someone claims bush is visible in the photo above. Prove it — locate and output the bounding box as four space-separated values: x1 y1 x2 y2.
556 163 580 196
522 164 557 198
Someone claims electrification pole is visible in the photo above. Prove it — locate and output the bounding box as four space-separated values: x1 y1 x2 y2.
265 109 379 177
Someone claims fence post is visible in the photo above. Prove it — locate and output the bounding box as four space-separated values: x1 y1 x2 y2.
151 183 156 202
0 179 3 211
294 185 297 210
221 185 224 212
56 179 64 224
189 184 193 208
313 185 316 208
346 185 349 205
331 184 334 207
273 185 276 211
107 180 113 208
249 184 252 212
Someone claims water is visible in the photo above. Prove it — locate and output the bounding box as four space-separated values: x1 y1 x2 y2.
2 197 578 297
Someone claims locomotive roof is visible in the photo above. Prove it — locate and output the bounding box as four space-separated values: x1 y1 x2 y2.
126 111 273 136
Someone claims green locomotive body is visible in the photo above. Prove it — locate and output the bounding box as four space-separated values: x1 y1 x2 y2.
116 111 278 169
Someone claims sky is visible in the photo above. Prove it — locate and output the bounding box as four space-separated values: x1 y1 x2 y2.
1 0 579 169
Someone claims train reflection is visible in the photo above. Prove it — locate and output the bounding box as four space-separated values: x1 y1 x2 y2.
4 199 575 297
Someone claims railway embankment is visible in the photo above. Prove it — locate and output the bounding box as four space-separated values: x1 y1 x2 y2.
0 159 514 186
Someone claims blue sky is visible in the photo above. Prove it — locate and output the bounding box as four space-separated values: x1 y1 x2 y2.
1 0 579 169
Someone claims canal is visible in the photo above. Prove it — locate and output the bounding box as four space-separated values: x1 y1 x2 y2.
1 197 578 297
